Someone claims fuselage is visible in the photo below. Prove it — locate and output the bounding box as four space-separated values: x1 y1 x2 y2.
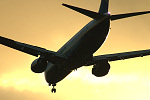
45 16 110 84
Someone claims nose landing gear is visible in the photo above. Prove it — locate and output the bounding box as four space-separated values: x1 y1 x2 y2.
51 88 56 93
50 84 56 93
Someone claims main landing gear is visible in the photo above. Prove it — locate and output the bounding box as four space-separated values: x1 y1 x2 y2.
49 83 56 93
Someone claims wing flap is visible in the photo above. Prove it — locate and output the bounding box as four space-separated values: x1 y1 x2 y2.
0 36 67 64
0 36 47 57
86 49 150 65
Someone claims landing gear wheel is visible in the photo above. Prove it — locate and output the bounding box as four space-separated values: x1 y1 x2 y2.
51 84 57 93
51 88 56 93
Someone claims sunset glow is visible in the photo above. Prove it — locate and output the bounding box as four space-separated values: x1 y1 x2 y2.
0 0 150 100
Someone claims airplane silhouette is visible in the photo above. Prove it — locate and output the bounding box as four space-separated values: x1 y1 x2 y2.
0 0 150 93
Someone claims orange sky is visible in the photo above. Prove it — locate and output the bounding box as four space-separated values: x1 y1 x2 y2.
0 0 150 100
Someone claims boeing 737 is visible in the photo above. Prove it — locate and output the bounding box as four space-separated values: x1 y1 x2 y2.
1 0 150 93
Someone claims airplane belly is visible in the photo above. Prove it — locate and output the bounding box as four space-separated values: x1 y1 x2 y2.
44 62 72 84
68 19 110 59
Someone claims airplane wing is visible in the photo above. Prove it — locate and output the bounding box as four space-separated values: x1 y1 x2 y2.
86 49 150 65
0 36 67 64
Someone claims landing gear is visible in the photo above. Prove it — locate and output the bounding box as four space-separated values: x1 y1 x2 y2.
51 88 56 93
50 84 56 93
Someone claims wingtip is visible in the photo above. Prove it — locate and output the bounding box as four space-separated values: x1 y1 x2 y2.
62 3 66 6
62 3 70 8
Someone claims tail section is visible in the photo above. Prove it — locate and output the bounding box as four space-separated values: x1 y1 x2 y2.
62 0 110 20
99 0 109 14
62 0 150 21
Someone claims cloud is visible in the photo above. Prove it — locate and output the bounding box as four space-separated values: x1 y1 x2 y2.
0 68 50 93
67 67 140 84
1 66 150 100
0 86 55 100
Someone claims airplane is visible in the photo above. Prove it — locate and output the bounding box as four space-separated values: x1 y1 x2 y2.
0 0 150 93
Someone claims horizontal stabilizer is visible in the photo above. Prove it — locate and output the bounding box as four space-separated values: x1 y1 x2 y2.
62 3 103 20
110 11 150 21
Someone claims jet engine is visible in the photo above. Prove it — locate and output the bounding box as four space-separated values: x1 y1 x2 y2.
31 58 47 73
92 61 110 77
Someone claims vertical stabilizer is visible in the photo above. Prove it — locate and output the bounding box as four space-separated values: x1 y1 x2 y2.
99 0 109 14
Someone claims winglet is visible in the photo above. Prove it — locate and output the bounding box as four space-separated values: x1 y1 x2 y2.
62 3 104 20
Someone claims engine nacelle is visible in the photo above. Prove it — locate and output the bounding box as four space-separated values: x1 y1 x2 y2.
92 62 110 77
31 58 47 73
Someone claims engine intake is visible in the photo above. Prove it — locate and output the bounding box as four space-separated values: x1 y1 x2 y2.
92 61 110 77
31 58 47 73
